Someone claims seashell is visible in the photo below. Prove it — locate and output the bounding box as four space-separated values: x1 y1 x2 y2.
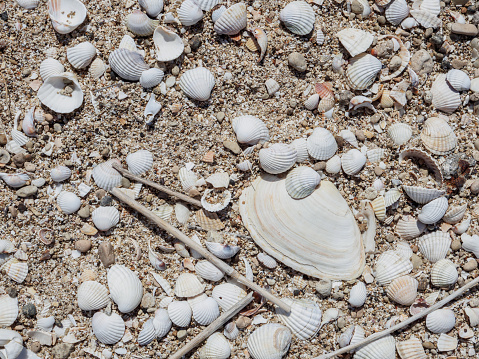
279 1 315 36
453 215 471 234
384 188 401 208
189 294 220 325
420 117 457 155
206 173 230 189
22 107 36 137
426 308 455 333
231 115 269 145
199 333 231 359
417 197 448 225
431 74 461 113
91 206 120 231
461 233 479 257
108 49 149 82
0 173 30 188
386 275 418 306
195 260 224 281
234 160 252 173
341 149 366 176
285 166 321 199
212 283 247 311
419 0 440 15
337 28 374 57
89 58 106 79
179 67 215 101
223 322 239 340
339 130 358 148
371 196 386 222
37 316 55 332
275 298 321 340
339 325 365 350
292 138 310 163
167 301 192 327
175 202 191 225
5 141 26 155
144 94 162 125
304 93 320 110
437 333 458 352
348 282 367 307
201 189 231 212
152 308 172 338
458 324 474 339
442 204 467 224
265 78 280 96
385 0 409 25
67 42 96 69
247 323 292 359
0 295 18 327
430 259 458 288
259 143 297 175
139 0 163 17
154 205 173 222
178 0 203 26
175 273 205 298
417 232 450 262
0 240 15 254
80 269 97 282
153 26 184 62
322 155 341 176
307 127 337 160
211 5 226 22
119 34 141 54
77 281 110 311
446 69 470 92
57 191 81 214
354 335 396 359
214 3 247 35
126 10 159 36
38 72 83 114
195 209 225 231
465 307 479 327
126 150 153 175
47 0 87 34
107 264 143 313
16 0 40 9
92 159 123 191
410 9 442 28
2 258 28 283
148 241 166 270
257 252 277 269
39 58 64 81
388 123 412 146
92 312 125 345
151 272 173 296
50 165 71 182
375 250 413 285
396 336 427 359
197 0 220 11
139 68 165 88
402 185 445 204
138 318 157 346
366 148 385 163
345 54 382 90
179 167 197 192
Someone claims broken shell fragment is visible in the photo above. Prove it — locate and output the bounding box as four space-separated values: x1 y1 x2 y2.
175 273 205 298
337 28 374 57
126 10 159 36
38 72 84 114
402 185 445 204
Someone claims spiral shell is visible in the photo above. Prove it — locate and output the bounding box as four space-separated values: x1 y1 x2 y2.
285 166 321 199
92 312 125 345
279 1 315 36
386 275 418 306
214 3 247 35
345 54 382 90
67 42 96 69
259 143 297 175
107 265 143 313
57 191 81 214
77 281 110 311
108 49 149 82
420 117 457 155
179 67 215 101
430 259 458 288
231 115 269 145
307 127 337 160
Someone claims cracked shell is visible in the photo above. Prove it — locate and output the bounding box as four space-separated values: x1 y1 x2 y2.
175 273 205 298
396 336 426 359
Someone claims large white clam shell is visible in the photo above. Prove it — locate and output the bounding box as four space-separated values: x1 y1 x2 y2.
285 166 321 199
92 159 123 191
16 0 40 9
349 282 367 307
178 0 203 26
341 149 366 176
38 72 83 114
67 42 96 69
47 0 87 34
107 265 143 313
279 1 315 36
179 67 215 101
231 115 269 145
39 58 64 81
2 258 28 283
139 0 164 17
259 143 297 175
275 298 321 340
126 10 158 36
175 273 205 298
420 117 457 155
345 54 382 90
126 150 153 175
212 283 247 311
214 2 247 35
167 301 192 327
247 323 292 359
240 176 365 279
437 333 458 352
57 191 81 214
443 204 467 224
195 260 224 282
50 166 71 182
354 335 396 359
417 197 448 225
426 308 455 334
199 332 231 359
91 206 120 231
430 259 458 288
153 26 184 62
396 336 427 359
0 295 18 327
307 127 337 160
374 250 413 285
189 294 220 325
402 185 444 204
385 0 409 25
337 28 374 57
108 49 149 81
417 232 450 262
446 69 470 92
0 173 30 188
91 312 125 345
387 123 412 146
139 68 165 88
77 281 110 311
431 74 461 113
386 275 418 306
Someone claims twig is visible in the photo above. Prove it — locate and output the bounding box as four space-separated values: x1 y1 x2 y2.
187 224 252 239
314 275 479 359
169 292 254 359
110 188 291 313
0 57 12 129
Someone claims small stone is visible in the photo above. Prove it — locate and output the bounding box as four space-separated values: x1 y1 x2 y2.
12 153 26 167
410 50 433 75
451 23 478 36
16 186 38 198
216 112 225 123
52 343 74 359
171 66 180 76
172 165 179 174
355 130 365 142
189 36 201 52
100 195 113 206
121 177 130 188
313 162 326 171
451 239 462 251
165 76 176 87
177 329 187 340
30 342 41 353
81 223 98 236
24 162 35 172
95 189 107 200
471 179 479 194
350 0 363 14
463 259 478 272
452 59 468 69
370 113 381 124
6 287 17 298
289 99 297 108
472 78 479 93
389 55 402 71
74 239 92 253
411 254 423 269
472 38 479 52
101 147 110 158
374 166 384 176
266 278 276 286
223 140 241 155
422 341 434 349
377 15 386 25
78 205 90 219
337 317 346 329
430 34 443 46
53 123 62 133
0 133 7 145
141 292 156 309
22 68 31 77
98 242 115 267
315 279 332 297
22 303 37 318
235 316 252 329
288 52 307 72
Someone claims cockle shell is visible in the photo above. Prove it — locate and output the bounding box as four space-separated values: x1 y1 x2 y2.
304 93 320 110
339 325 365 349
153 308 172 338
419 0 440 15
446 69 470 92
213 2 247 35
231 115 269 145
259 143 297 175
223 322 239 340
341 149 366 176
410 9 442 28
285 166 321 199
179 67 215 101
339 129 358 148
367 148 385 163
257 252 277 269
89 58 106 79
417 232 450 262
385 188 401 208
16 0 40 9
371 196 386 221
39 58 64 81
325 155 342 174
437 333 458 352
91 207 120 231
67 42 96 69
279 1 315 36
179 167 198 192
77 281 110 311
265 79 280 96
211 5 226 22
386 275 418 306
139 0 163 17
461 233 479 257
153 26 184 62
195 260 224 281
197 0 220 11
349 282 367 307
189 294 220 325
0 295 18 327
0 173 29 188
126 150 153 175
108 49 149 81
431 74 461 113
426 308 455 333
337 28 374 57
167 301 192 327
92 159 123 191
38 72 83 113
385 0 410 25
374 250 413 285
175 202 191 224
2 258 28 283
345 54 382 90
388 123 412 146
50 166 71 182
195 209 224 231
107 265 143 313
307 127 337 160
47 0 87 34
178 0 203 26
443 204 466 224
0 240 15 254
396 336 427 359
402 185 445 204
126 10 158 36
212 283 247 311
247 323 292 359
275 298 321 340
175 273 205 298
354 335 396 359
57 191 81 214
205 242 239 259
138 318 157 346
139 68 165 88
37 316 55 332
430 259 458 288
290 138 308 163
417 197 448 225
420 117 457 155
92 312 125 345
199 333 231 359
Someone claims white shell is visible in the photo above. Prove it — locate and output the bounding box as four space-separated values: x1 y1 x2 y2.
346 54 382 90
417 197 448 225
175 273 205 298
430 259 458 288
178 0 203 26
420 0 440 16
50 165 71 182
127 10 158 36
39 58 64 81
367 148 386 163
126 150 153 175
199 333 231 359
138 318 157 346
0 329 23 359
259 143 297 175
326 155 342 174
461 233 479 257
0 173 30 188
91 207 120 231
195 260 224 282
77 281 110 311
385 188 401 208
179 167 198 192
396 336 427 359
92 159 123 191
386 275 418 306
67 42 96 69
341 149 366 176
108 49 149 81
337 28 374 57
139 0 164 17
431 74 461 113
107 265 143 313
0 240 15 254
91 312 125 345
279 1 315 36
388 123 412 146
410 9 442 28
374 250 413 286
420 117 457 155
153 26 184 62
197 0 220 11
465 307 479 327
139 68 165 88
275 298 321 340
339 325 365 349
214 2 247 35
402 185 445 204
211 5 226 22
175 202 191 224
2 258 28 283
167 301 192 327
247 323 292 359
153 308 172 338
418 232 450 262
265 79 280 96
385 0 410 26
37 316 55 332
205 242 239 259
354 335 396 359
179 67 215 101
257 252 277 269
0 295 18 327
231 115 269 145
223 322 239 340
236 160 253 172
285 166 320 199
47 0 87 34
16 0 40 9
38 72 83 114
304 93 320 110
212 283 247 311
57 191 81 214
446 69 471 92
89 58 106 79
443 204 467 224
307 127 337 160
189 294 220 325
349 282 367 307
206 172 230 189
437 333 458 352
426 309 455 333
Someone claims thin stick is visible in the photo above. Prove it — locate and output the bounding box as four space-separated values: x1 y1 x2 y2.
112 163 202 208
169 292 254 359
110 188 291 313
314 275 479 359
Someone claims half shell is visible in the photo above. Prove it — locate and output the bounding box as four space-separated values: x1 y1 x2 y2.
139 0 164 17
199 332 231 359
247 324 292 359
259 143 297 175
437 333 458 352
39 58 64 81
307 127 337 160
446 69 470 92
175 273 205 298
212 283 247 311
341 149 366 176
179 67 215 101
374 250 413 285
50 166 71 182
275 298 321 340
426 308 455 333
279 1 315 36
126 150 153 175
153 26 185 62
417 232 450 262
2 258 28 283
92 206 120 231
443 204 467 224
231 115 269 145
140 68 165 88
337 28 374 57
47 0 87 34
0 295 18 327
195 260 224 282
126 10 158 36
189 294 220 325
386 275 418 306
396 337 426 359
388 123 412 146
385 0 410 26
214 3 247 35
285 166 321 199
107 264 143 313
346 54 382 90
57 191 81 214
92 159 123 191
167 301 192 327
430 259 458 288
38 72 83 113
417 197 448 225
420 117 457 155
354 335 396 359
108 49 149 82
290 138 308 162
178 0 203 26
67 42 96 69
91 312 125 345
349 282 367 307
77 281 110 311
431 74 461 113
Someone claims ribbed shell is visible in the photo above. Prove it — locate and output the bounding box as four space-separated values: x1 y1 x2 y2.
341 149 366 176
57 191 81 214
231 115 269 145
402 185 445 204
139 68 164 88
2 258 28 283
92 159 123 191
107 265 143 313
126 10 158 36
275 298 321 340
345 54 382 90
426 308 456 333
189 294 220 325
354 335 396 359
195 260 224 282
50 165 71 182
17 0 40 9
285 166 320 199
139 0 164 17
465 307 479 327
388 123 412 146
385 0 409 26
386 275 418 306
108 49 149 81
375 250 413 285
126 150 153 175
179 67 215 101
290 138 308 162
430 259 458 288
37 316 55 331
304 93 320 110
197 0 220 11
0 240 15 254
39 58 64 81
89 58 106 79
195 209 225 231
0 173 29 189
259 143 297 175
418 232 450 262
212 283 247 311
247 324 292 359
77 281 110 311
178 0 203 26
67 42 96 69
446 69 470 92
153 26 184 62
47 0 87 34
396 337 427 359
91 206 120 231
443 204 467 224
175 202 191 224
337 28 374 57
167 301 192 327
410 9 442 28
199 333 231 359
0 295 18 327
279 1 315 36
214 2 247 35
367 148 386 163
307 127 337 160
371 196 386 221
325 155 342 174
38 72 83 114
420 117 457 155
223 322 239 340
204 242 239 259
257 252 277 269
417 197 448 225
138 318 157 346
175 273 205 298
91 312 125 345
349 282 367 307
431 74 461 113
437 333 458 352
153 308 172 337
419 0 440 15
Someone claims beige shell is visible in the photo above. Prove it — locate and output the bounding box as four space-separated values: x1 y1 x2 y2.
417 232 451 262
386 275 418 306
374 250 413 286
442 203 467 224
420 117 457 155
402 185 445 204
430 259 458 288
175 273 205 298
337 28 374 57
396 336 427 359
371 196 386 221
387 123 412 146
465 307 479 327
247 323 292 359
2 258 28 283
437 333 458 352
195 209 225 231
345 54 382 90
89 58 106 79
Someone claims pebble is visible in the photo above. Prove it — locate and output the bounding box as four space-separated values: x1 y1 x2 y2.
74 239 92 253
6 287 17 298
52 343 74 359
24 162 35 172
95 189 107 200
452 59 467 69
471 179 479 194
22 303 37 318
377 15 386 25
31 342 41 353
12 153 26 167
451 23 478 36
78 205 90 219
31 178 45 187
101 147 110 158
389 56 402 70
313 162 326 171
177 330 187 340
53 123 62 133
100 195 113 206
171 66 180 76
463 259 478 272
216 112 225 123
98 242 115 267
235 316 252 329
315 279 332 297
223 140 241 155
422 341 434 349
0 133 7 145
16 186 38 198
471 78 479 93
411 254 423 269
165 76 176 87
355 130 365 142
189 36 201 52
121 177 130 188
374 166 384 176
410 50 433 75
141 292 156 309
471 38 479 52
288 52 307 72
451 239 462 251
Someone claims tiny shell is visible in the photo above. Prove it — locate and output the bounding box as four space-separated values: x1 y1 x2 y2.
442 204 467 224
386 275 418 306
420 117 457 155
0 173 30 188
337 28 374 57
92 206 120 231
77 281 110 311
39 58 64 81
92 159 123 191
214 2 247 35
175 273 205 298
259 143 297 175
231 115 269 145
354 335 396 359
371 196 386 221
126 10 159 36
431 74 461 113
50 165 71 182
304 94 320 110
285 166 321 199
139 68 165 88
275 298 321 340
341 149 366 176
223 322 239 340
67 42 96 69
91 312 125 345
417 197 448 225
16 0 40 9
396 336 426 359
153 26 184 62
257 252 277 269
178 0 203 26
108 49 149 82
402 185 445 204
126 150 153 175
417 232 450 262
430 259 458 288
385 0 409 26
138 318 157 346
325 155 342 175
107 265 143 313
349 282 367 307
167 301 192 327
247 323 292 359
346 54 382 90
437 333 458 352
388 123 412 146
212 283 247 311
307 127 337 160
199 333 231 359
189 294 220 325
375 250 413 286
279 1 315 36
179 67 215 101
57 191 81 214
2 258 28 283
265 79 280 96
195 260 224 281
426 308 455 333
0 295 18 327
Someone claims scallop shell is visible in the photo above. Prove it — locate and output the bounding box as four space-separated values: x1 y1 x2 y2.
108 49 149 81
214 2 247 35
195 260 224 282
39 58 64 81
375 250 413 286
107 264 143 313
126 150 153 175
92 312 125 345
179 67 215 101
212 283 247 311
139 68 165 88
431 74 461 113
0 295 18 327
337 28 374 57
417 197 448 225
420 117 457 155
442 204 467 224
430 259 458 288
47 0 87 34
307 127 338 160
199 333 231 359
126 10 158 36
285 166 321 199
385 0 409 26
153 26 184 62
50 165 71 182
257 252 277 269
410 9 442 28
89 58 106 79
279 1 315 36
325 155 342 175
385 188 401 208
196 0 220 11
396 336 427 359
16 0 40 9
386 275 418 306
247 323 292 359
437 333 458 352
57 191 81 214
38 72 83 113
77 281 110 311
67 42 96 69
259 143 297 175
195 209 225 231
201 189 232 212
153 308 172 338
0 240 15 254
2 258 28 283
91 207 120 231
175 273 205 298
275 298 321 340
223 322 239 340
402 185 445 204
371 196 386 221
345 54 382 90
388 123 412 146
417 232 451 262
426 308 456 333
341 149 366 176
304 93 320 110
0 173 30 188
92 159 123 191
446 69 470 92
138 318 157 346
178 0 203 26
189 294 220 325
167 301 192 327
231 115 269 145
354 335 396 359
349 282 367 307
